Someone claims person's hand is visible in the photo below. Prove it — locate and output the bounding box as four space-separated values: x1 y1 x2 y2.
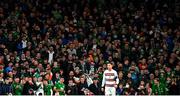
68 90 71 93
101 88 104 92
114 84 118 88
16 86 19 89
81 88 85 91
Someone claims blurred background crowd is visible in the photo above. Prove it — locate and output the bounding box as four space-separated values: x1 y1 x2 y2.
0 0 179 95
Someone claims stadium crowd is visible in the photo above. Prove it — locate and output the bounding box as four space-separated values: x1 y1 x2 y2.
0 0 179 95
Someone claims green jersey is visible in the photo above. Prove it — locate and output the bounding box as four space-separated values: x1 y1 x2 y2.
54 82 65 95
44 84 52 95
152 83 167 95
12 82 23 95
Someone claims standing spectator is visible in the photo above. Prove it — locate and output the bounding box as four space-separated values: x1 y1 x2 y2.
47 46 54 64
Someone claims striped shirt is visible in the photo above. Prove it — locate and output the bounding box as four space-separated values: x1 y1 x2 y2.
101 69 119 87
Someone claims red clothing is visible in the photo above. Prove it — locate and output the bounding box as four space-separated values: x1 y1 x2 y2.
138 63 147 70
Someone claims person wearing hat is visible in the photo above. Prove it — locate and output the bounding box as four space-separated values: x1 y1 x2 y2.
101 61 119 95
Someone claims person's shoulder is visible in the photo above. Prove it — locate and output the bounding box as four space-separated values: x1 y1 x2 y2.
112 69 118 73
104 70 108 72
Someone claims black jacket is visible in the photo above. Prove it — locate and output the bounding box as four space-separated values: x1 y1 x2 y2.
0 83 13 95
78 82 88 95
22 82 37 95
66 84 78 95
88 83 102 95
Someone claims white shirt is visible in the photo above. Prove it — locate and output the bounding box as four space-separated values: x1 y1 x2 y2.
48 51 54 64
22 40 27 49
102 69 119 87
67 49 76 55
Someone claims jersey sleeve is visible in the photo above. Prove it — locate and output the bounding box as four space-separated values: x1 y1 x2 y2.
101 71 105 87
115 71 119 85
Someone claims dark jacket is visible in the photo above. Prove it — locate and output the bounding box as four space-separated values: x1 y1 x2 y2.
0 83 13 95
116 88 124 95
22 82 37 95
88 83 102 95
66 84 78 95
78 82 88 95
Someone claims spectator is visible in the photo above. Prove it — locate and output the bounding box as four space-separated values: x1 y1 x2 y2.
12 77 23 95
0 0 179 95
66 79 78 95
116 83 124 95
88 77 102 95
43 79 53 95
1 78 13 95
78 76 88 95
53 77 65 95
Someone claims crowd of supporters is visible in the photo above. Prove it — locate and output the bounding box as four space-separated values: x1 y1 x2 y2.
0 0 179 95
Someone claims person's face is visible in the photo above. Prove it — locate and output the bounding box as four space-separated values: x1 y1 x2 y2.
5 79 9 84
60 78 64 83
60 70 63 75
119 84 123 88
69 71 74 76
53 62 58 66
124 60 129 65
43 80 48 85
93 79 98 84
69 80 73 85
142 59 146 64
154 79 159 85
36 53 41 58
127 73 131 78
9 78 13 83
8 72 13 77
33 77 37 82
80 77 85 83
176 65 179 71
21 54 25 59
0 73 3 77
56 73 59 77
150 74 154 80
155 70 159 76
107 63 113 70
38 77 42 82
15 63 19 67
119 72 123 78
140 81 145 85
50 47 53 51
15 78 20 83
